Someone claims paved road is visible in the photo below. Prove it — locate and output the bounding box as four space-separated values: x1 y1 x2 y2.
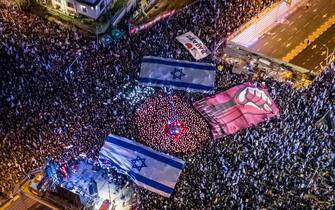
290 24 335 70
249 0 335 59
135 0 194 25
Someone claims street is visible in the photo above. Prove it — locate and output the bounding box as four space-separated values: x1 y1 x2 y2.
249 0 335 61
134 0 195 25
290 24 335 70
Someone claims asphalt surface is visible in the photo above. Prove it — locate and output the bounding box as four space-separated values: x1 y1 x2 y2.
290 24 335 70
249 0 335 60
135 0 195 25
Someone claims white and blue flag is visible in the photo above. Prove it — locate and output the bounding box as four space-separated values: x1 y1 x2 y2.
99 134 185 197
139 56 216 92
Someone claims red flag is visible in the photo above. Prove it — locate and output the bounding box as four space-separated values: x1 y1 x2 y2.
194 82 280 138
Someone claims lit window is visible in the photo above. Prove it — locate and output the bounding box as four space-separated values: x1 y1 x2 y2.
82 6 87 13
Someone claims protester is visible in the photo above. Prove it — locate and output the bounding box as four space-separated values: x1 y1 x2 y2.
0 0 334 209
135 92 210 155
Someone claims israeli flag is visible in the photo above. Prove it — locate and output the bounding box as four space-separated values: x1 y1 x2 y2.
99 134 185 197
139 56 216 92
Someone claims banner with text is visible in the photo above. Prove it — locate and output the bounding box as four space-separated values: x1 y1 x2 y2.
176 32 210 60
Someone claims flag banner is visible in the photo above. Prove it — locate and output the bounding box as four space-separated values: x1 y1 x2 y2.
176 31 211 60
139 56 216 92
194 82 280 138
99 134 185 197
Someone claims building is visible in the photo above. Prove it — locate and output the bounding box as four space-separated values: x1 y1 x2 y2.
51 0 113 19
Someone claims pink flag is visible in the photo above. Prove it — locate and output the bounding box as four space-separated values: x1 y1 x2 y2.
194 82 280 138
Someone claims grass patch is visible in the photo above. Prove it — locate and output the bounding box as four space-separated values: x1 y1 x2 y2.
110 0 126 15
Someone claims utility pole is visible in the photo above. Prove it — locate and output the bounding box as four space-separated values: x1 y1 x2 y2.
65 49 82 79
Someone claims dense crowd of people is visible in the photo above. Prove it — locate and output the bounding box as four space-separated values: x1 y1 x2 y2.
0 0 334 209
135 92 210 154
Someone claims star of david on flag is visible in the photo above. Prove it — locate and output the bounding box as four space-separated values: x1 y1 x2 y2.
99 134 185 197
171 68 185 80
131 156 147 172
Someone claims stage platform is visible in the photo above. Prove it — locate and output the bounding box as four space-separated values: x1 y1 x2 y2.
27 159 135 210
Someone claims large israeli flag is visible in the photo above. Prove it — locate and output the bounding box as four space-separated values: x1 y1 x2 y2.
99 134 185 197
139 56 216 92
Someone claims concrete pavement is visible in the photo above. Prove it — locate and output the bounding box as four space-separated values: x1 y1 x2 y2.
249 0 335 61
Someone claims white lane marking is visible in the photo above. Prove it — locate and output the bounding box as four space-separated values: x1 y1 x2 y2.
286 43 291 47
272 49 279 54
322 14 328 18
288 36 294 41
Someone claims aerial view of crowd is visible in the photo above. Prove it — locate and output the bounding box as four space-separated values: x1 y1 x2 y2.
135 92 210 155
0 0 334 209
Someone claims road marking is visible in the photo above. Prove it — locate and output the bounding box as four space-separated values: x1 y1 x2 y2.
323 14 328 18
321 51 327 56
313 8 318 13
264 42 269 46
286 43 291 47
311 45 317 49
288 36 295 41
280 28 286 33
277 38 282 42
298 14 303 19
272 34 277 39
303 22 309 28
